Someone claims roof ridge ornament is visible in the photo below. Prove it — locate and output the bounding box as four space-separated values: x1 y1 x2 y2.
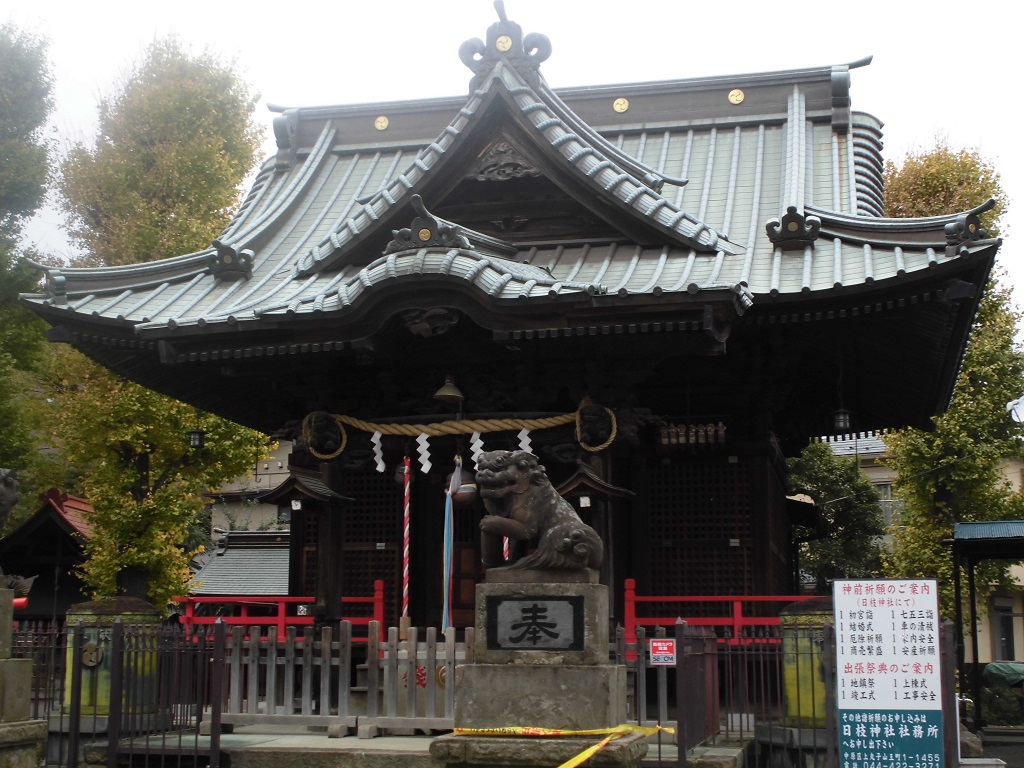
944 208 989 257
384 195 518 257
385 195 472 254
459 1 551 91
209 240 254 281
766 206 822 251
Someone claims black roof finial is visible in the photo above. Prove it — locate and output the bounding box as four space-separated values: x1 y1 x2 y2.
459 4 551 91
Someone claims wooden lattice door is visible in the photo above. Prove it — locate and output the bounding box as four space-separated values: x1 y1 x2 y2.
338 470 403 627
639 454 755 604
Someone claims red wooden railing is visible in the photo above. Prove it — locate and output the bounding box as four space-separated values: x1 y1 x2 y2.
173 579 386 642
624 577 818 646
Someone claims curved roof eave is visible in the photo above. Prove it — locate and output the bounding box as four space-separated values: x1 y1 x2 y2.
129 245 614 338
22 250 215 296
22 229 997 342
809 197 998 238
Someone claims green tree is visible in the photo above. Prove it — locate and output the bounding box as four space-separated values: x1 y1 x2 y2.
49 37 272 607
40 346 268 609
60 37 262 266
0 24 55 525
881 140 1024 617
0 23 52 249
788 440 885 593
883 139 1007 230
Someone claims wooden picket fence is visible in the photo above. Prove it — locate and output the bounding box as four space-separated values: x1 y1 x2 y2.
218 620 468 737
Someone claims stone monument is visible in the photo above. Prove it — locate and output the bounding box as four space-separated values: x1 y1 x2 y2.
431 451 646 768
0 470 46 768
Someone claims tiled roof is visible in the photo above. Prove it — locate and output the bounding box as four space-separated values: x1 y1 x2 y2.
15 13 1000 443
191 531 289 596
291 61 737 279
258 470 354 504
39 488 94 539
20 46 996 341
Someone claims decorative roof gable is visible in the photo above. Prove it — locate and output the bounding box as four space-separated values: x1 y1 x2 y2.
286 7 733 277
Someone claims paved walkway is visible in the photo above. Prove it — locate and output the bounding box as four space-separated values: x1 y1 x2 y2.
205 725 745 767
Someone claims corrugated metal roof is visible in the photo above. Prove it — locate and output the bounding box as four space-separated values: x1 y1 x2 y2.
823 432 888 457
954 521 1024 541
191 533 289 596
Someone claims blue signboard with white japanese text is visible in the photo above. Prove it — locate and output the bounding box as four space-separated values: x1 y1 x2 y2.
833 579 943 768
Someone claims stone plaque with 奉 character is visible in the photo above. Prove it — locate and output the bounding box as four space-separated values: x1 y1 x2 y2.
486 596 584 650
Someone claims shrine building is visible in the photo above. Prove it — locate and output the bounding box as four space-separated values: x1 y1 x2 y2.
20 9 999 629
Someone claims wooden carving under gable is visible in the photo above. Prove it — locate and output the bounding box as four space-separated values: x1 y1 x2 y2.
470 140 541 182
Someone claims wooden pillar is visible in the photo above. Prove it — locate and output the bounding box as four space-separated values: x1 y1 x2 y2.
952 546 966 718
968 558 982 727
316 501 345 623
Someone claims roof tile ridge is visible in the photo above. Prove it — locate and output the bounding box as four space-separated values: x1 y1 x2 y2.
25 126 339 305
23 251 214 307
213 150 388 319
535 78 687 193
218 160 279 242
810 201 1002 256
494 66 738 255
292 89 490 277
27 250 212 281
217 121 339 263
254 247 607 318
807 198 997 230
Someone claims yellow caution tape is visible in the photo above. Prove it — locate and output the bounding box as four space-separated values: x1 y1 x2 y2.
557 733 617 768
452 724 675 768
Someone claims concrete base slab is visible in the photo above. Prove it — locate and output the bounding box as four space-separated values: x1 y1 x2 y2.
430 731 648 767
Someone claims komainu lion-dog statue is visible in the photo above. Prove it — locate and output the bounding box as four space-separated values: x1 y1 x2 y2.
476 450 603 571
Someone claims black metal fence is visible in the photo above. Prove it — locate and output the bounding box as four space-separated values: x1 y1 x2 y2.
13 619 225 768
11 617 959 768
627 621 836 767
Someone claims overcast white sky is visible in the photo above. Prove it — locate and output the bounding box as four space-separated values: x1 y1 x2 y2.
7 0 1020 292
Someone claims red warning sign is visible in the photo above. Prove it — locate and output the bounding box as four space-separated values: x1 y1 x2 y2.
649 638 676 666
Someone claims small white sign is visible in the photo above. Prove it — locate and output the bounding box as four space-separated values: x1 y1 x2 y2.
833 579 944 768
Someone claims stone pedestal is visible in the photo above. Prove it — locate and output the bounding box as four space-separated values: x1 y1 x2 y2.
457 663 627 730
432 571 643 768
0 589 47 768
